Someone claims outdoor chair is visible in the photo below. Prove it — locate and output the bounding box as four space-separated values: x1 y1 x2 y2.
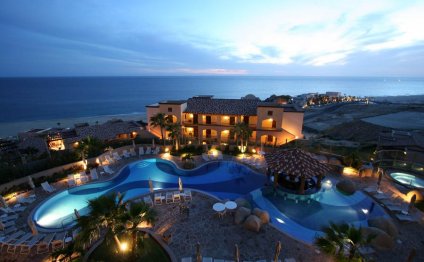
154 193 164 205
173 192 181 203
0 214 18 223
112 152 122 161
182 190 192 201
41 182 56 193
80 174 89 184
0 221 15 229
202 153 209 161
67 175 76 187
103 165 114 175
130 148 136 157
105 155 114 164
51 232 66 252
7 232 32 253
123 150 131 158
19 234 45 255
36 232 56 254
16 195 35 204
139 147 145 156
143 196 154 207
145 147 152 155
12 204 26 212
166 192 173 204
90 169 99 180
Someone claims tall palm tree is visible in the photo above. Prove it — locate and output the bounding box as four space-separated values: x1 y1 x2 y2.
75 136 104 160
232 122 252 153
166 122 182 150
150 113 170 146
315 222 374 261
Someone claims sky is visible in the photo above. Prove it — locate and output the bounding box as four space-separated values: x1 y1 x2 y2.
0 0 424 77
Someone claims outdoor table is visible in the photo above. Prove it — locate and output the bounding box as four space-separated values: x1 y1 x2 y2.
212 202 225 212
224 201 237 210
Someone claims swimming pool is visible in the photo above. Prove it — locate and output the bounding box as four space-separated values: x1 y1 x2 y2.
389 172 424 189
33 159 266 230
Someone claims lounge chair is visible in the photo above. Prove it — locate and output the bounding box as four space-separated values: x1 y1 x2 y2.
105 155 114 164
103 165 114 175
139 147 145 156
173 192 181 203
0 207 15 214
143 196 153 207
12 204 26 212
395 214 415 222
123 150 131 158
166 192 173 204
80 174 89 184
90 169 99 180
0 221 15 229
217 153 223 160
112 152 122 161
41 182 56 193
202 154 209 161
36 232 56 254
19 234 45 255
130 148 136 157
1 230 25 250
67 175 76 187
0 214 18 223
182 190 192 201
145 147 152 154
7 232 32 253
51 232 66 252
16 194 35 204
154 193 164 205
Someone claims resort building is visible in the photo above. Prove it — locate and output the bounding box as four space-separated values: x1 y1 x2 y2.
146 95 304 146
18 119 143 152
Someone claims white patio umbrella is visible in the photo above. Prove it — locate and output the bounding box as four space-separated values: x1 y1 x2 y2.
178 177 183 192
29 220 38 235
0 195 7 208
132 139 136 149
28 176 35 189
234 244 240 262
149 178 154 193
74 209 80 219
152 138 155 147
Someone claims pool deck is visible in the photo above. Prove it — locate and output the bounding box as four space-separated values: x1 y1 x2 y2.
2 153 424 261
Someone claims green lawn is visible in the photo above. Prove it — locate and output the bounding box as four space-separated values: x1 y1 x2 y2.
89 233 170 262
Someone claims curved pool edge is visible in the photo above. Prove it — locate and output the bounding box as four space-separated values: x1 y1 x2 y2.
30 157 260 232
386 169 424 189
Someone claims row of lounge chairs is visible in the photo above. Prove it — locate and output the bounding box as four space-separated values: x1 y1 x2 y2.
145 190 192 206
67 169 100 187
202 153 223 161
101 146 160 166
139 146 160 156
0 229 76 255
363 186 416 222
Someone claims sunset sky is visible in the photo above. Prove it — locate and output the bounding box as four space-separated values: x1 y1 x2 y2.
1 0 423 76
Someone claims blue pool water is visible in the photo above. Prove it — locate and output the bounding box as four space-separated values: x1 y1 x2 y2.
389 172 424 189
33 159 387 244
33 159 266 230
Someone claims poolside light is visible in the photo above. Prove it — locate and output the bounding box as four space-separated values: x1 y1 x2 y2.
276 218 285 224
120 242 129 252
165 147 169 152
252 148 256 154
361 209 369 214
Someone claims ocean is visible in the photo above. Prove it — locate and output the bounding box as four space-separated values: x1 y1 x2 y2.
0 76 423 137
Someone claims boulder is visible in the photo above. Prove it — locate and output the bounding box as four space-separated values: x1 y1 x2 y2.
253 208 270 225
243 215 261 232
368 217 398 238
336 179 356 195
234 207 251 225
235 198 251 209
361 227 394 251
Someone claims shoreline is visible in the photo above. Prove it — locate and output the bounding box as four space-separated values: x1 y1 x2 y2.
0 112 147 138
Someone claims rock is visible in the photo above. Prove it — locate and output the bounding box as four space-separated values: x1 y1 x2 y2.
243 215 261 232
234 207 251 225
336 179 356 195
368 217 398 238
235 198 251 209
361 227 394 251
252 208 270 224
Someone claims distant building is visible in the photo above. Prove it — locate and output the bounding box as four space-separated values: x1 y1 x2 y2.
146 96 304 146
17 119 143 151
326 92 342 98
376 130 424 171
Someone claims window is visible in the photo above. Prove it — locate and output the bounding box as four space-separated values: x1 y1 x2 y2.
206 129 211 138
206 116 211 124
243 116 249 124
267 111 273 116
267 135 273 142
168 107 172 112
230 116 235 125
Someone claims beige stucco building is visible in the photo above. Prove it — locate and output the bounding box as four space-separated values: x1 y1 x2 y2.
146 96 304 146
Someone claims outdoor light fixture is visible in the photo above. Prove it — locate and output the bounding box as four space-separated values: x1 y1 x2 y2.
361 209 369 214
120 242 128 252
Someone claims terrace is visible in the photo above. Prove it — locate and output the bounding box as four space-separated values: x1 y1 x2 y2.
1 146 424 262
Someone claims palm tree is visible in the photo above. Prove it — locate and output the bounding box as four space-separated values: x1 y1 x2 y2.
68 192 156 258
75 136 104 160
166 122 182 150
150 113 170 146
315 222 374 261
232 122 252 153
